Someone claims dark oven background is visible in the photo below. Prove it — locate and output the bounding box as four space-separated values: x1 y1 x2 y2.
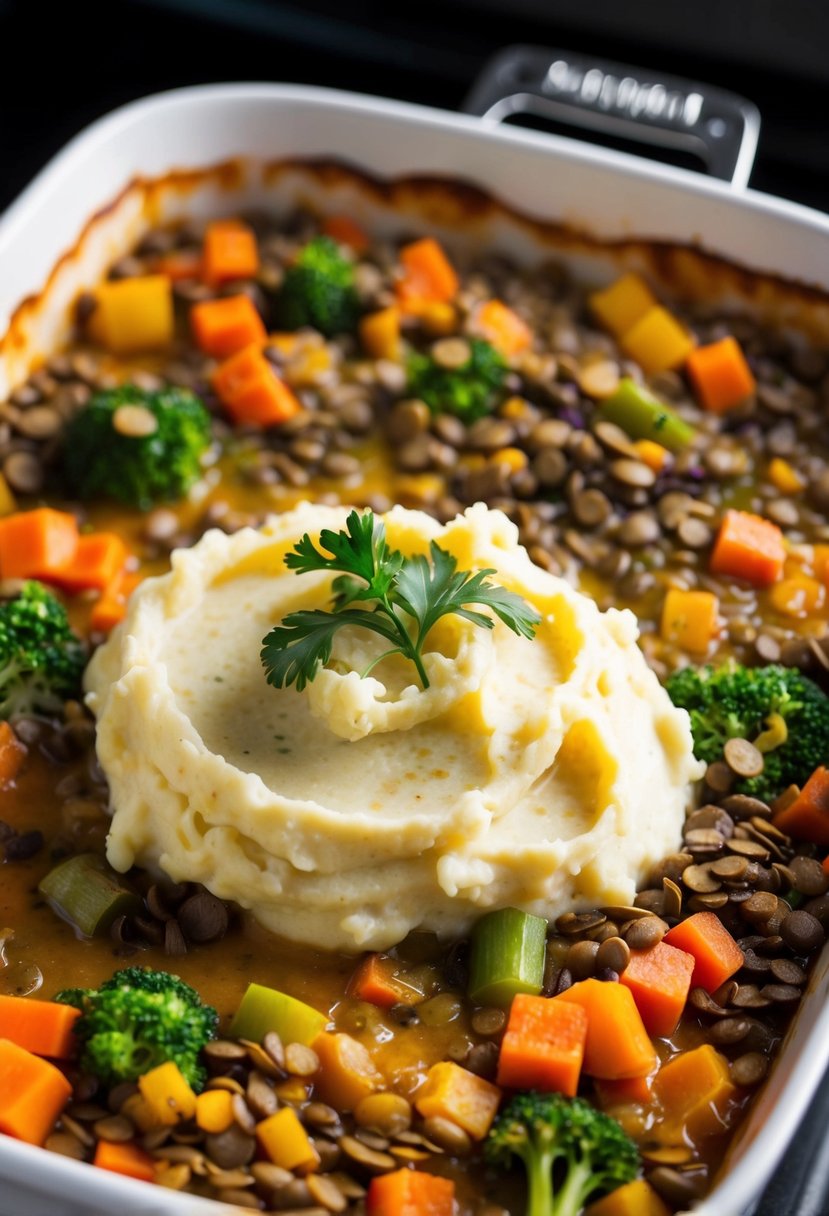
0 1 828 1213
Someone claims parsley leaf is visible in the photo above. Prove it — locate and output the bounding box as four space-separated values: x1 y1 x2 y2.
261 511 541 692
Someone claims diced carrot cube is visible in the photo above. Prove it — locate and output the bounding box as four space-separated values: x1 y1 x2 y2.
90 570 140 634
0 1038 72 1145
686 336 756 414
348 954 424 1009
653 1044 736 1139
620 941 695 1037
50 532 128 593
396 238 458 310
191 294 267 358
773 766 829 846
0 995 80 1058
0 508 79 581
476 299 533 357
367 1169 455 1216
93 1139 155 1182
202 220 260 285
710 509 785 587
555 979 657 1080
0 720 26 786
212 343 301 428
323 215 370 254
415 1061 501 1139
663 913 744 993
496 993 587 1096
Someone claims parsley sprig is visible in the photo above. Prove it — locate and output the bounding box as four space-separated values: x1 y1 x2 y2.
261 511 540 692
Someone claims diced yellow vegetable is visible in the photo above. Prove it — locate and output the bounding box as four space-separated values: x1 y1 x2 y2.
0 473 16 517
589 273 656 337
660 588 719 654
88 275 174 354
585 1178 671 1216
275 1078 311 1104
286 345 332 388
491 447 528 475
137 1062 197 1126
229 982 328 1046
768 457 805 496
359 307 402 360
633 439 670 474
195 1088 234 1134
620 307 694 375
653 1044 736 1139
313 1031 384 1112
256 1106 320 1172
417 300 458 336
769 574 824 618
414 1061 501 1140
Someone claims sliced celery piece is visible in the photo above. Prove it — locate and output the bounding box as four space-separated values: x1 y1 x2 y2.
38 852 142 937
229 982 328 1046
599 377 696 452
468 907 547 1008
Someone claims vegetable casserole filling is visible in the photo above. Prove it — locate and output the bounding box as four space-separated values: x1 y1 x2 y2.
1 203 829 1216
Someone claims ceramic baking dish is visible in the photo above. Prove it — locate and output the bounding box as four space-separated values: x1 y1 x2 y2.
1 80 829 1216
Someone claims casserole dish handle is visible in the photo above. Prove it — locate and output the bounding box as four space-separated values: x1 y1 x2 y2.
463 45 760 189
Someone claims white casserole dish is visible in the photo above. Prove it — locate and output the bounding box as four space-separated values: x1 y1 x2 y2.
1 82 829 1216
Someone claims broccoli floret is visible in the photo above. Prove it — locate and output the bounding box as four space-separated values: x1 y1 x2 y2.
408 338 507 423
55 966 218 1091
276 236 360 336
485 1092 639 1216
0 581 85 720
666 662 829 802
62 385 211 509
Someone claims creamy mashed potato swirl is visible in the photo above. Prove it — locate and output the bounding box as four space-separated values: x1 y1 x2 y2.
86 503 703 951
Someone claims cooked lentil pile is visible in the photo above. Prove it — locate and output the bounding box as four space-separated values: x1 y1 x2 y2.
2 207 829 1216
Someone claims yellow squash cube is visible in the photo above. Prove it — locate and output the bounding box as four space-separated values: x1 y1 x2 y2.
137 1061 197 1126
414 1061 501 1140
661 588 719 654
621 306 694 374
89 274 174 353
256 1106 320 1172
590 273 656 337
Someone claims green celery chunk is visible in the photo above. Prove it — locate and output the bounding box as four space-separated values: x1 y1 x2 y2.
38 853 142 937
468 907 547 1008
229 982 328 1046
599 377 696 451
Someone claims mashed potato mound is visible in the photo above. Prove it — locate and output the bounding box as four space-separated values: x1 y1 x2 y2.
86 503 703 951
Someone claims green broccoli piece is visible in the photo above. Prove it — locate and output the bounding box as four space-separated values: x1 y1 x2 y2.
0 581 85 720
276 235 360 336
55 966 218 1091
408 338 507 423
485 1092 639 1216
666 662 829 802
62 384 211 510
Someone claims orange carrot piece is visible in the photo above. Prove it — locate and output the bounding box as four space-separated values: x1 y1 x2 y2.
710 509 785 587
555 979 657 1080
686 336 756 414
190 294 267 358
154 250 203 281
0 508 79 582
477 299 533 357
90 570 140 634
663 913 744 993
653 1044 736 1139
0 995 80 1059
50 532 128 594
396 238 458 310
620 941 695 1037
367 1168 455 1216
0 720 26 786
415 1061 501 1139
772 766 829 846
323 215 370 254
202 220 260 285
594 1073 653 1107
93 1139 155 1182
348 954 423 1009
496 993 587 1096
585 1178 671 1216
822 853 829 878
0 1038 72 1145
212 343 301 428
